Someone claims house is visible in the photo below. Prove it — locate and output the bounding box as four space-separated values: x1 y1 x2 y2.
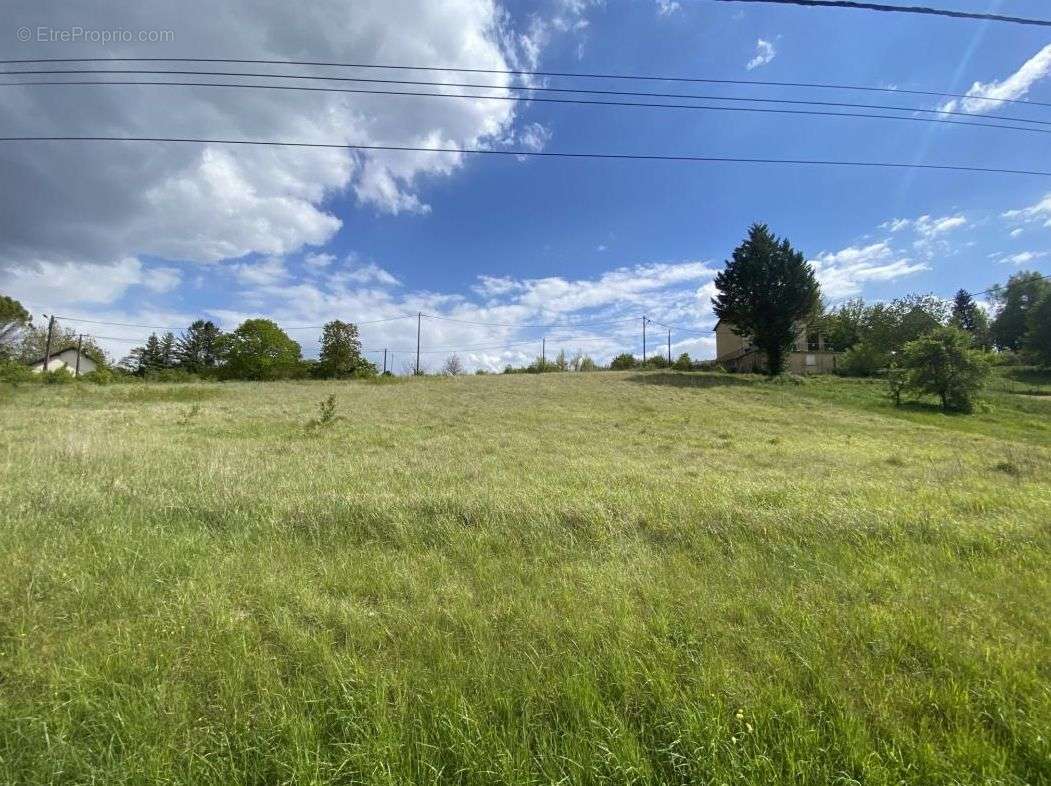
715 320 840 374
28 346 98 376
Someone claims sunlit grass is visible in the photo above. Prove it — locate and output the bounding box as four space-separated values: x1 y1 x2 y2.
1 371 1048 784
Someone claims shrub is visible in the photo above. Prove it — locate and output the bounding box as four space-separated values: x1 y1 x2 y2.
840 342 887 377
609 353 637 370
43 368 75 385
901 326 990 413
81 368 117 385
144 368 201 384
673 353 693 371
0 360 35 384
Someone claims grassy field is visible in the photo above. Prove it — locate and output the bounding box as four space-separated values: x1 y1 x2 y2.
1 371 1049 785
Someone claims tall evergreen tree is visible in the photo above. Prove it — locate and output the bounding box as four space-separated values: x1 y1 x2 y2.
950 289 990 348
142 333 164 374
176 320 223 372
159 332 177 369
315 320 367 378
991 271 1051 351
712 224 821 375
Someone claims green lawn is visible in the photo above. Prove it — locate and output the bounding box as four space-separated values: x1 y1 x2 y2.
1 371 1049 785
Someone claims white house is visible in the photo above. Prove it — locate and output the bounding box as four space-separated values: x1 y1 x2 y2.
28 347 98 376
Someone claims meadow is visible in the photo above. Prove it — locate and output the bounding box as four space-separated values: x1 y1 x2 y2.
0 371 1049 785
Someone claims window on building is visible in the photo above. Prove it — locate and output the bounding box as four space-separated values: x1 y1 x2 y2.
807 332 820 352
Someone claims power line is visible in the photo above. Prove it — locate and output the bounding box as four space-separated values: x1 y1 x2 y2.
969 272 1051 298
421 313 642 329
0 56 1042 108
5 68 1049 121
4 137 1049 178
710 0 1051 27
7 77 1047 136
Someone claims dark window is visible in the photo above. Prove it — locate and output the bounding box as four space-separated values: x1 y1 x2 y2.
807 332 820 351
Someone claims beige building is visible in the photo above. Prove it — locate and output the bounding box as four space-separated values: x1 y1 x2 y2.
715 320 840 374
28 347 98 376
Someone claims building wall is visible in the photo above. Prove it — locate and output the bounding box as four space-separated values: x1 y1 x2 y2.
716 321 837 374
29 349 97 375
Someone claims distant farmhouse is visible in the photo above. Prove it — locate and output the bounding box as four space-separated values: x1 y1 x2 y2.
28 347 98 376
715 320 840 374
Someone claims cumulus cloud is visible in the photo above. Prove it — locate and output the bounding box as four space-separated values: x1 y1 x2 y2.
0 257 182 306
810 242 929 299
746 39 777 71
883 214 967 238
941 44 1051 115
0 0 563 279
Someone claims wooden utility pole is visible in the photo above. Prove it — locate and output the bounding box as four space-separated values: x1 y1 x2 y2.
642 316 647 364
75 334 83 377
382 348 388 375
415 312 421 376
542 337 546 368
667 329 672 365
42 315 56 371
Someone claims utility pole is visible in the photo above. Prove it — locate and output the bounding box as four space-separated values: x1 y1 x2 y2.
415 312 421 376
642 316 647 364
382 348 388 375
42 314 55 372
75 334 83 378
542 337 546 368
667 329 672 365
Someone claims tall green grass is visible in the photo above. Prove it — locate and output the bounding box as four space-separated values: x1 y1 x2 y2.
1 372 1048 784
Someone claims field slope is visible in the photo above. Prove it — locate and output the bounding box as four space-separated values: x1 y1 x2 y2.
1 372 1049 785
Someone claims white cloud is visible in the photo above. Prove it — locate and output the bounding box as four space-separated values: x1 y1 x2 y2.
0 0 573 281
810 242 929 299
746 39 777 71
1002 193 1051 228
303 253 336 270
1010 228 1024 238
656 0 681 15
888 214 968 238
341 262 401 287
0 257 180 306
1000 251 1048 266
233 257 289 287
941 44 1051 115
517 122 554 153
880 218 912 232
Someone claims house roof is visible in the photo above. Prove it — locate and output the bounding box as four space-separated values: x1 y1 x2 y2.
26 345 87 366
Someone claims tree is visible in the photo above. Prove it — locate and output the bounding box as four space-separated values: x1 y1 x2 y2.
176 320 223 372
991 271 1051 351
0 294 30 359
441 354 465 376
1025 292 1051 367
713 224 821 375
900 326 990 413
609 353 637 370
315 320 369 379
950 289 990 348
217 319 303 380
554 349 569 372
819 298 866 352
673 352 693 371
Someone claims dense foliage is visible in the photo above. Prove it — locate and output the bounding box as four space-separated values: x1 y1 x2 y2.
712 224 820 375
898 326 991 412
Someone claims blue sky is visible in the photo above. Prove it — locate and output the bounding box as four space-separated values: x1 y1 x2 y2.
1 0 1049 370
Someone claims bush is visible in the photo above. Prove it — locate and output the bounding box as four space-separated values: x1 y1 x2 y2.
673 353 693 371
81 368 117 385
840 342 887 377
609 353 637 370
144 368 201 384
0 361 35 384
43 368 75 385
901 326 990 413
